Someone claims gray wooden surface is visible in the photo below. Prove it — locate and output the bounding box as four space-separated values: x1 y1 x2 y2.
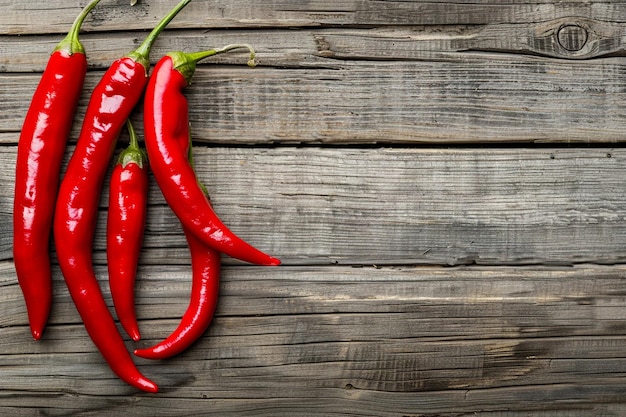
2 0 626 416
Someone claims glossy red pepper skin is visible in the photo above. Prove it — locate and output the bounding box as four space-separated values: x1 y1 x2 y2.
53 0 191 392
13 0 100 341
107 121 148 342
135 227 221 359
136 129 220 359
143 54 281 266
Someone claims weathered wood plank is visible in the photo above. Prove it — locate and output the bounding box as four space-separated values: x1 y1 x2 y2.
1 57 625 145
3 147 626 266
312 20 626 61
180 61 626 144
4 19 626 74
1 261 626 414
4 1 626 35
7 261 626 338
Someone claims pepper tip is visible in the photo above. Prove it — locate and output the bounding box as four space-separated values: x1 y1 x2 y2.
268 257 281 266
133 348 153 359
132 376 159 393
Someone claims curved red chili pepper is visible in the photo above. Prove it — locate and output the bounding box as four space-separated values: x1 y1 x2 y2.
107 120 148 342
53 0 192 393
136 128 219 359
135 227 221 359
13 0 100 341
143 46 281 266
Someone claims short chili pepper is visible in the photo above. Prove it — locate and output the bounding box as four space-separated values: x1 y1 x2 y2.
107 120 148 342
143 45 281 266
13 0 100 341
135 227 221 359
53 0 192 393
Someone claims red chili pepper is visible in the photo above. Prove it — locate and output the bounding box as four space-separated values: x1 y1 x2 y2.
143 45 281 266
136 130 220 359
135 227 221 359
53 0 192 393
13 0 100 341
107 120 148 342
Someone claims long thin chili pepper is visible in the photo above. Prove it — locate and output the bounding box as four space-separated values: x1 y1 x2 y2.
53 0 192 393
13 0 101 341
135 227 221 359
107 120 148 342
136 131 220 359
143 45 281 266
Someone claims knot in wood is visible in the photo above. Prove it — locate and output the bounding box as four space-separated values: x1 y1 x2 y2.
557 24 588 52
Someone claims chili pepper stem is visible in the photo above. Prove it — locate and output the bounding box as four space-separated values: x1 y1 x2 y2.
128 0 192 70
169 44 257 83
127 119 140 149
54 0 101 55
119 120 147 168
185 44 257 67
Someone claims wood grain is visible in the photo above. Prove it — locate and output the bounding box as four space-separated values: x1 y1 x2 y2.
4 146 626 266
4 1 626 34
1 262 626 415
1 57 625 145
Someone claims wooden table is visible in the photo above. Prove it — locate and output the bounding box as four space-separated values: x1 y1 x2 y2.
2 1 626 415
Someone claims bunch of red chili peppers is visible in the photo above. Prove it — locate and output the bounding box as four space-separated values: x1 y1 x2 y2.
13 0 279 393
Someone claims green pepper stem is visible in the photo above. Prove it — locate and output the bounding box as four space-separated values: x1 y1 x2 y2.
54 0 101 55
170 44 257 83
128 0 192 69
186 44 257 67
126 120 140 150
118 120 147 168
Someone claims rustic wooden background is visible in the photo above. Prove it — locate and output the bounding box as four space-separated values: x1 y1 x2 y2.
2 0 626 415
